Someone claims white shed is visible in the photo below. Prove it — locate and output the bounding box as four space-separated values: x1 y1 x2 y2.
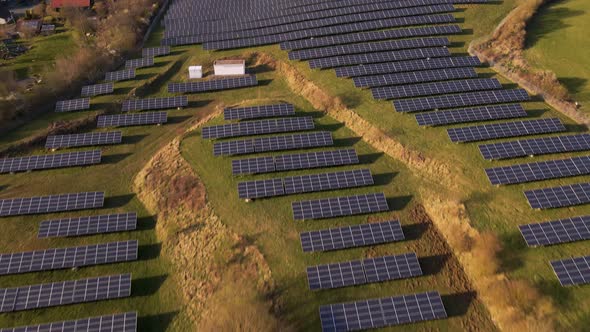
188 66 203 79
213 59 245 76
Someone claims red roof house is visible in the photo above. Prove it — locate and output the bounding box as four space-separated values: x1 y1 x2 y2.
51 0 92 9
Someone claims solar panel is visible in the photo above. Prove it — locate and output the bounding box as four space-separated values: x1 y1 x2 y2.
284 168 374 194
40 24 55 33
55 98 90 112
335 55 481 77
45 131 122 149
356 67 477 88
525 182 590 209
217 131 333 157
232 156 275 175
479 134 590 160
551 255 590 286
307 253 422 290
0 274 131 313
81 83 114 97
309 47 451 69
373 78 501 100
485 156 590 186
0 312 137 332
38 212 137 238
291 37 450 61
124 57 154 69
300 220 404 253
168 75 257 93
237 178 284 199
394 89 530 113
275 148 359 172
224 103 295 121
104 69 136 82
415 104 527 127
447 118 565 143
519 215 590 247
0 240 137 275
0 191 104 217
319 291 447 331
281 25 462 50
97 111 168 128
122 96 188 111
202 116 314 139
0 150 101 174
142 46 170 57
292 192 388 220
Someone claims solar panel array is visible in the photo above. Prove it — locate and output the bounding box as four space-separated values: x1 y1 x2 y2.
0 240 137 275
394 89 530 113
38 212 137 238
0 274 131 313
0 312 137 332
307 253 422 290
356 67 477 88
292 192 388 220
142 46 170 57
291 37 450 61
373 78 501 100
525 182 590 209
335 55 481 77
319 291 447 331
485 156 590 185
0 191 104 217
124 57 154 69
300 220 404 253
551 255 590 286
104 69 136 82
237 169 374 199
0 150 101 174
232 148 358 175
168 75 257 93
97 111 168 128
448 118 565 143
479 134 590 160
309 47 451 69
224 103 295 121
55 98 90 113
215 131 333 157
415 104 527 127
81 83 114 97
122 96 188 111
202 116 314 139
45 131 122 149
281 25 462 50
519 215 590 247
40 24 55 33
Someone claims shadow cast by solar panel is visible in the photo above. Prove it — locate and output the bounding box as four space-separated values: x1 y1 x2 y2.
451 51 470 57
372 172 397 186
401 222 428 241
137 215 157 231
104 193 135 209
358 152 383 164
151 60 171 68
419 253 449 276
449 41 466 48
187 99 213 108
460 28 474 36
565 123 589 133
313 122 344 132
101 153 133 165
138 243 162 261
476 72 498 79
135 73 157 81
454 17 466 24
333 136 362 147
167 115 192 124
138 311 178 331
386 195 412 211
90 102 119 112
502 83 519 90
526 108 548 117
442 291 476 317
257 79 273 87
123 134 149 145
536 278 572 309
498 231 527 273
132 274 167 297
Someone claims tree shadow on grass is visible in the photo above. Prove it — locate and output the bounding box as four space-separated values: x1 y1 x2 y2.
132 274 168 297
442 291 476 317
525 0 586 48
559 77 588 95
536 278 573 309
498 231 527 273
138 312 178 332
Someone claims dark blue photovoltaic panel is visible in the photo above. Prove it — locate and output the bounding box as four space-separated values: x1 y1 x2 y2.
0 150 101 174
479 134 590 160
335 56 481 77
237 178 284 199
275 149 359 172
122 96 188 111
448 118 565 143
292 193 388 220
55 98 90 112
45 131 122 149
309 47 451 69
372 78 501 100
0 312 137 332
284 169 373 194
81 83 113 97
202 117 314 139
551 255 590 286
525 182 590 209
519 215 590 247
415 104 527 126
355 67 477 88
168 75 257 93
97 111 168 128
125 57 154 69
224 103 295 120
38 212 137 238
104 69 135 82
0 192 104 217
485 156 590 185
142 46 170 57
216 132 333 156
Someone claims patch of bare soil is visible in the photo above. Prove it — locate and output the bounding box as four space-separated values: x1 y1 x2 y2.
133 107 289 331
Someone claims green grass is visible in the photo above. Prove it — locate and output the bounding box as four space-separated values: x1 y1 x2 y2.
524 0 590 111
0 27 78 80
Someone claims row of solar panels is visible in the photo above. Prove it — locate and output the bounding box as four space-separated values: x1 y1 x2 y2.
56 95 188 113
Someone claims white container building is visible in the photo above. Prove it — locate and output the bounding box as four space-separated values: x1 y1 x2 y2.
213 59 245 76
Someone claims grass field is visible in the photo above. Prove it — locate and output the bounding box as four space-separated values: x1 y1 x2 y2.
1 1 590 330
524 0 590 112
